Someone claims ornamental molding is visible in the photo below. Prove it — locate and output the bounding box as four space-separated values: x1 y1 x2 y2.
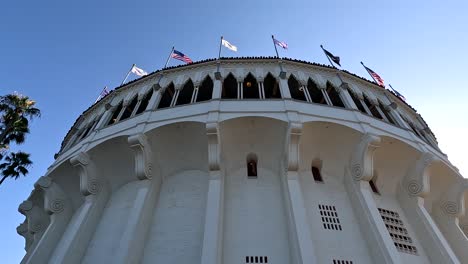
128 133 154 180
402 152 437 197
34 176 70 214
206 122 221 171
286 122 302 172
18 201 50 235
70 152 103 196
349 133 381 182
438 178 468 217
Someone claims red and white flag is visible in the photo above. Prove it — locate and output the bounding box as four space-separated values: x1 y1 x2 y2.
131 65 148 76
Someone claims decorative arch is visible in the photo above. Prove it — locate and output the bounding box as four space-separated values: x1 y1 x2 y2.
378 100 396 125
243 72 260 99
326 81 345 108
288 74 306 101
363 94 383 119
196 75 213 102
157 83 175 109
222 73 237 99
307 78 326 104
263 72 281 99
176 79 195 106
107 100 123 125
347 88 367 113
135 88 153 115
120 95 138 121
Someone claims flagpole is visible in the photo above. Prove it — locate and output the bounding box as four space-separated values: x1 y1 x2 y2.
320 45 336 68
164 46 175 68
94 86 107 103
218 36 223 60
271 35 280 58
121 64 135 85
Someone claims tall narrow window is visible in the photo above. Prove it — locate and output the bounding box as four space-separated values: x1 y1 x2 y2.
243 73 260 99
120 96 138 121
347 89 366 113
326 82 345 108
307 78 326 104
363 95 383 119
378 100 396 125
288 74 306 101
196 76 213 102
247 153 258 178
222 73 237 99
263 73 281 99
107 101 123 125
136 89 153 115
176 79 194 106
157 83 175 109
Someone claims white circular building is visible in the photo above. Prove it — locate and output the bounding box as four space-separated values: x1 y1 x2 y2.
17 57 468 264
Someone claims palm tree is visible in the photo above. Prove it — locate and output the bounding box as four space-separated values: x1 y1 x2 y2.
0 93 40 185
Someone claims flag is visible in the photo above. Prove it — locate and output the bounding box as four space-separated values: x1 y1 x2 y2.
95 86 110 103
131 65 148 76
171 50 193 63
273 38 288 49
222 39 237 52
389 85 406 101
322 47 341 66
363 65 385 87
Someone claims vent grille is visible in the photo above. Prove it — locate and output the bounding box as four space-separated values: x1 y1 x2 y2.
245 256 268 263
319 204 342 231
333 260 353 264
378 208 417 255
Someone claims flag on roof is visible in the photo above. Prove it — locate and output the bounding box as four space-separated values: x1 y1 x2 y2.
389 84 406 101
362 63 385 87
222 39 237 52
273 38 288 49
321 46 341 66
131 65 148 76
95 86 110 103
171 50 193 63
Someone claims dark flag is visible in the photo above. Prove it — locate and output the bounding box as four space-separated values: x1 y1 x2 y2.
389 84 406 101
321 46 341 66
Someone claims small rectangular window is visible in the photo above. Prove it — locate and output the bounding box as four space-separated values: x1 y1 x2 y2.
312 166 323 182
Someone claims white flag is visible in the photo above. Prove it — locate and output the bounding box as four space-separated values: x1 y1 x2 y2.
222 39 238 52
131 65 148 76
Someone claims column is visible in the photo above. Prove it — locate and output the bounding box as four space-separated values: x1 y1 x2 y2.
147 84 163 110
191 86 199 103
279 77 292 99
302 85 312 102
320 87 333 106
339 83 358 109
212 76 222 99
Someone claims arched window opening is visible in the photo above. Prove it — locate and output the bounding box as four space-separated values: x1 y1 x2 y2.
243 73 260 99
120 96 138 121
408 121 423 139
378 100 396 125
246 153 258 178
312 159 323 182
81 120 97 140
176 79 194 106
307 79 326 104
326 82 345 108
196 76 213 102
369 172 380 194
222 73 237 99
288 75 307 101
157 83 175 109
347 89 366 113
363 95 383 119
136 89 153 115
264 73 281 99
107 101 123 125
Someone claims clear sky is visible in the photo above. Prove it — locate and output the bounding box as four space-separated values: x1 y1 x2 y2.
1 0 467 262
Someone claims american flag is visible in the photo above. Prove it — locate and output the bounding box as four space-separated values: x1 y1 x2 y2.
273 38 288 49
171 50 193 64
363 65 385 87
389 84 406 101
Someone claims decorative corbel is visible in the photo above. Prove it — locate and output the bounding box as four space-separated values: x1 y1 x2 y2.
70 152 102 196
128 133 154 180
17 221 33 251
34 176 70 215
402 152 436 197
18 201 50 240
340 82 351 92
287 122 302 172
206 123 220 171
349 133 381 181
438 178 468 217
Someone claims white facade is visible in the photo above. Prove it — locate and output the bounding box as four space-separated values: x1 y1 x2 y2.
16 58 468 264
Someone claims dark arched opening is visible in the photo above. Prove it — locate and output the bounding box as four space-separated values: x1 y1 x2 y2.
378 100 396 125
288 75 306 101
107 101 123 125
326 82 345 108
243 73 260 99
176 79 195 106
120 96 138 121
136 89 153 115
363 95 383 119
347 89 366 113
157 83 175 109
222 73 237 99
196 76 213 102
264 73 281 99
307 79 326 104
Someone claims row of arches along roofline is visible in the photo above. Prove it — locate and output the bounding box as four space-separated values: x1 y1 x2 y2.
64 71 435 152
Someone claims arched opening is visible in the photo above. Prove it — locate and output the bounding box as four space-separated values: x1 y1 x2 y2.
311 159 323 182
243 73 260 99
80 119 97 140
307 78 326 104
176 79 194 106
222 73 237 99
196 76 213 102
120 96 138 121
107 101 123 125
246 153 258 178
263 73 281 99
158 83 175 109
288 74 306 101
136 89 153 115
347 89 367 113
378 100 396 125
326 82 345 108
369 170 380 194
363 94 383 119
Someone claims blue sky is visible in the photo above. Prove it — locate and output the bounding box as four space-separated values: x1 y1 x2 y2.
1 0 467 262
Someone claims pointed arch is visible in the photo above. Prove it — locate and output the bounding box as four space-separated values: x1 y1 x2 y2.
158 83 175 109
263 72 281 99
176 79 195 106
378 100 396 125
243 73 260 99
107 101 123 125
307 78 326 104
326 81 345 108
196 75 213 102
288 74 306 101
363 94 383 119
222 73 237 99
121 96 138 120
136 89 153 115
347 88 366 113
